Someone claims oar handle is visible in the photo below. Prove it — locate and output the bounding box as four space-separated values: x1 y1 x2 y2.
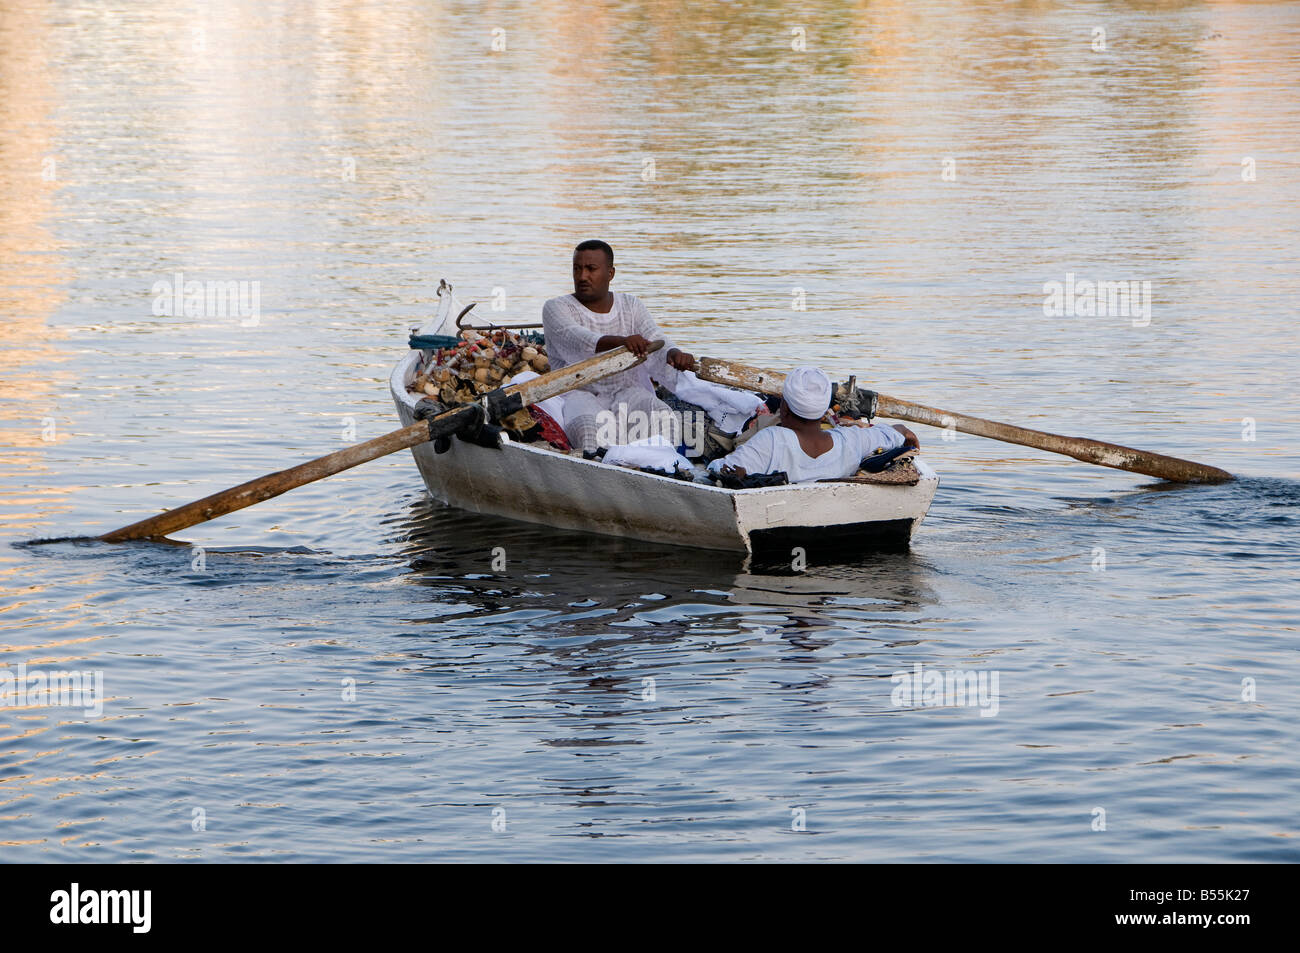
492 339 663 416
695 356 1233 485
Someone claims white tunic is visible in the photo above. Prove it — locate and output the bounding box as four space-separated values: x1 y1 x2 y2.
708 423 905 483
542 292 678 399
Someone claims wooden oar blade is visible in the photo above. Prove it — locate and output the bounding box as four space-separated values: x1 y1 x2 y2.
696 356 1233 485
97 341 664 543
98 410 469 543
872 395 1234 484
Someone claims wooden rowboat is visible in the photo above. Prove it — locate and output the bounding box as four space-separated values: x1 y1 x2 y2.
389 348 939 557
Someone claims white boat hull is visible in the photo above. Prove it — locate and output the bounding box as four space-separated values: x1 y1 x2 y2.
391 351 938 555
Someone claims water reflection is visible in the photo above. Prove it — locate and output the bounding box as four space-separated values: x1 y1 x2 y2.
397 493 933 604
1 0 1297 862
389 493 945 730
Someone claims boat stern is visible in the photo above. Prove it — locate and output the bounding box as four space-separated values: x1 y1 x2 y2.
730 462 938 560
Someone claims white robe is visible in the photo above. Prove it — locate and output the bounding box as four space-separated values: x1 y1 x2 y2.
708 423 905 483
542 292 679 398
542 292 682 451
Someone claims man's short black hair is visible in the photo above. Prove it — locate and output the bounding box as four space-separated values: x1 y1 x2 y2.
574 239 614 266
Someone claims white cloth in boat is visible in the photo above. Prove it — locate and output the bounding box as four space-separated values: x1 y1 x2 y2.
601 435 695 475
707 422 905 483
671 371 767 435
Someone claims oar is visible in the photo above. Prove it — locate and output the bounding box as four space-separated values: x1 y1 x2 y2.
694 357 1233 484
94 341 664 543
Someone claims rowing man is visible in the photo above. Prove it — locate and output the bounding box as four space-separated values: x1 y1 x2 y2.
708 366 920 482
542 240 697 455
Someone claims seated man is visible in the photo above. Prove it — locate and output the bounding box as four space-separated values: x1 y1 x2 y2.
542 240 696 455
708 365 919 483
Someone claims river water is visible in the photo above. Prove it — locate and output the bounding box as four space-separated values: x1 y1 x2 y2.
1 0 1297 861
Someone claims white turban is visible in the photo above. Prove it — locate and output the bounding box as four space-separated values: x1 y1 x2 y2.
782 365 832 420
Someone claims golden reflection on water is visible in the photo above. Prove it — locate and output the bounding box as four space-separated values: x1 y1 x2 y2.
0 0 72 550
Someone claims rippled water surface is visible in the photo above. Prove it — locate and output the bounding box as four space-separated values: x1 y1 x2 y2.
2 0 1298 861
